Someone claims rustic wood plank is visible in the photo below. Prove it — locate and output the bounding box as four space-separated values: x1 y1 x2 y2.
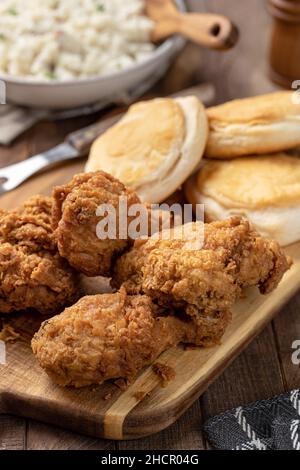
0 416 26 450
118 400 205 450
28 114 107 156
0 136 29 167
273 292 300 391
200 324 285 421
26 421 115 451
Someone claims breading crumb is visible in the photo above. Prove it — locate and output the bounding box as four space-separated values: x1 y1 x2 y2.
152 362 176 387
103 393 112 401
133 391 150 401
0 324 20 343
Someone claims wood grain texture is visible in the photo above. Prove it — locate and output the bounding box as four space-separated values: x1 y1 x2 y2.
118 400 206 450
200 324 286 420
26 421 115 451
273 293 300 391
0 416 26 450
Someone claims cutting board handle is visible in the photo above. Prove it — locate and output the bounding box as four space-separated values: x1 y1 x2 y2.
147 0 239 51
174 13 239 50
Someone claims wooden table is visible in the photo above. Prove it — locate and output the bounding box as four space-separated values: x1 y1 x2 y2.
0 0 299 450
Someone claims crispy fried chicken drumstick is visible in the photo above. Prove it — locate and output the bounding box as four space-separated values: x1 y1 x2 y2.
52 172 141 277
113 217 291 326
0 196 78 315
32 289 198 388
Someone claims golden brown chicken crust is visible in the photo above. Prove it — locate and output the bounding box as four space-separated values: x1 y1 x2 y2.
186 308 232 347
0 195 55 252
32 290 189 387
0 196 78 315
113 217 291 323
21 194 53 218
32 288 231 388
52 172 141 277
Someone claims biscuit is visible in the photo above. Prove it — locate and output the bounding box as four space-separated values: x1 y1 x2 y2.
184 154 300 246
85 96 208 203
205 92 300 158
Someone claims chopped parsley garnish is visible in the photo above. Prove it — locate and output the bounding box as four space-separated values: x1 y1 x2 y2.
45 71 57 80
7 7 18 16
0 33 6 41
96 4 105 12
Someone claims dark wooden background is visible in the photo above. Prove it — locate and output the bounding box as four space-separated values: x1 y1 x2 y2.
0 0 299 450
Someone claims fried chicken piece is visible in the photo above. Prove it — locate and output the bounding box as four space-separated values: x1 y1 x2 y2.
0 195 54 252
185 308 232 346
32 217 291 388
52 172 141 277
32 289 197 388
0 196 78 315
32 288 231 388
113 217 291 324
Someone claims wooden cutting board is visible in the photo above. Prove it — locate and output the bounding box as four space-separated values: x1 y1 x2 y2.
0 162 299 440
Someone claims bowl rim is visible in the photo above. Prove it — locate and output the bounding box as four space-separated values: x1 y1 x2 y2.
0 0 186 88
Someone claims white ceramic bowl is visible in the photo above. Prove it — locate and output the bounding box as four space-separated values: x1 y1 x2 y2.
0 2 186 109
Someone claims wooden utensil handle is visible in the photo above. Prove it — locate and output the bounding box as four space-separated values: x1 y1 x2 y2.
177 13 239 50
269 0 300 87
66 114 121 155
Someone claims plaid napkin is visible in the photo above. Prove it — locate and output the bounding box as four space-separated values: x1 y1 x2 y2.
204 389 300 450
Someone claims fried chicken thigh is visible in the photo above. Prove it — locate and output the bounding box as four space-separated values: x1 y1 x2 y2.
52 172 141 277
32 289 194 387
0 196 77 315
113 217 291 325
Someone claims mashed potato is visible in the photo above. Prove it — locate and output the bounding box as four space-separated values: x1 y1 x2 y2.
0 0 155 80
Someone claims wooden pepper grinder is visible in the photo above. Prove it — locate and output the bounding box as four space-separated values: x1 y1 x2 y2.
269 0 300 87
